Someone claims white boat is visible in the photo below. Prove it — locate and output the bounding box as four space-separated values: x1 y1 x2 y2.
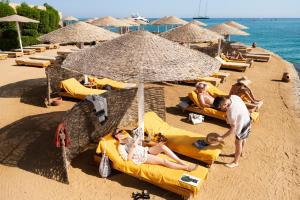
130 13 149 23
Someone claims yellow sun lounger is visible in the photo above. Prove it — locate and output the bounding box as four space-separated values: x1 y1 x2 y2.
215 56 250 72
15 58 51 68
0 53 8 60
88 76 136 89
184 83 259 122
144 112 223 165
212 72 230 83
59 78 106 100
220 53 248 63
183 77 221 86
13 48 36 55
96 133 208 199
24 46 46 52
29 55 57 64
2 51 23 58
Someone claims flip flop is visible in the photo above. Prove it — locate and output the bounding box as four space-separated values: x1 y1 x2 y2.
225 162 239 168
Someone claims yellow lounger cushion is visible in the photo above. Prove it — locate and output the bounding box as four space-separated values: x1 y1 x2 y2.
88 77 136 89
96 133 208 198
144 112 223 164
59 78 106 100
187 90 259 122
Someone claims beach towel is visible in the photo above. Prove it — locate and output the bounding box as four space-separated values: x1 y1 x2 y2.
96 133 208 198
86 95 108 123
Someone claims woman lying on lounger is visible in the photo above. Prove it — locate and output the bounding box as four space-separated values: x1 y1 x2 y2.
230 76 263 112
113 128 198 171
195 82 215 108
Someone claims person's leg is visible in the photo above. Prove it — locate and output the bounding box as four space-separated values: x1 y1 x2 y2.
148 144 186 165
226 139 242 168
241 139 247 157
145 154 196 171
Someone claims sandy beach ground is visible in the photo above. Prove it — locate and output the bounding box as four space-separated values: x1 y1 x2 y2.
0 46 299 200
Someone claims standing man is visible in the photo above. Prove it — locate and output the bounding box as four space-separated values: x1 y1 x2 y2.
213 95 251 168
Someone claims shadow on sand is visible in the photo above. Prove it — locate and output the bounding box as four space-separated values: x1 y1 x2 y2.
0 111 68 183
0 78 47 107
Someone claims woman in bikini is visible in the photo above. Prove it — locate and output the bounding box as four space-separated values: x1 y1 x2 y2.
195 82 215 108
113 128 197 171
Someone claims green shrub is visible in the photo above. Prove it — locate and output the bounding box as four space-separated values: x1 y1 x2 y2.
44 3 60 31
2 29 18 38
0 2 16 31
21 35 40 46
0 38 19 50
38 10 50 33
16 3 40 31
22 29 38 37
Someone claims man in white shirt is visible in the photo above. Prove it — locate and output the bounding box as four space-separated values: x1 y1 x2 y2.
213 95 251 168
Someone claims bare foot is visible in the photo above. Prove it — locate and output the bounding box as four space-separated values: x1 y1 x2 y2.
187 164 198 172
225 162 239 168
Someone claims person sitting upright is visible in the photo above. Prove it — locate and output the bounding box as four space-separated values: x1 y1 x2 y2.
113 128 197 171
195 82 215 108
229 76 263 112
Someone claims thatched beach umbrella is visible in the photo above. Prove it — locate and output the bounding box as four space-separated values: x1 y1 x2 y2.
120 18 139 26
90 16 128 27
208 23 249 37
38 22 119 44
63 16 79 21
61 30 221 137
209 23 249 54
160 22 223 44
0 14 39 53
225 21 248 30
152 16 188 32
191 20 207 26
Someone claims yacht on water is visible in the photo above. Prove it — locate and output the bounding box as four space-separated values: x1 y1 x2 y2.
130 13 149 23
193 0 210 19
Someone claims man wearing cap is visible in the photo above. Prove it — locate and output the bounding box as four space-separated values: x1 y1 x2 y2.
213 94 251 168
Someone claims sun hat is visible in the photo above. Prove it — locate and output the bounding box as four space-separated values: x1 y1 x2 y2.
206 132 224 145
237 76 252 86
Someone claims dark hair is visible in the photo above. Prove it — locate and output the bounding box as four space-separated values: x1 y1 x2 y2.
112 128 121 139
213 96 227 109
102 84 112 91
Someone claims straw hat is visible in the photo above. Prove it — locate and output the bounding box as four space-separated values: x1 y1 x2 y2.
38 22 119 44
206 133 223 145
237 76 252 86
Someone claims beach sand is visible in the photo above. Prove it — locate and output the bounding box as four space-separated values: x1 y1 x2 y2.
0 46 299 200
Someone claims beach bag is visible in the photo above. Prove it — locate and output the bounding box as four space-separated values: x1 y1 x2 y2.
99 141 111 178
189 113 204 125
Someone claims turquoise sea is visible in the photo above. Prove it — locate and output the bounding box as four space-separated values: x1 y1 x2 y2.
84 18 300 75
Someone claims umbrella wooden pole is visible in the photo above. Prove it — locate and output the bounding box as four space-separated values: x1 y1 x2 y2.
16 22 23 53
157 25 160 33
137 82 144 140
217 38 222 56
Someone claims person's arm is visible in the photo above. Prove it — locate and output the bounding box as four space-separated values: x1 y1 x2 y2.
199 94 211 108
127 139 139 161
222 124 236 139
118 144 129 161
